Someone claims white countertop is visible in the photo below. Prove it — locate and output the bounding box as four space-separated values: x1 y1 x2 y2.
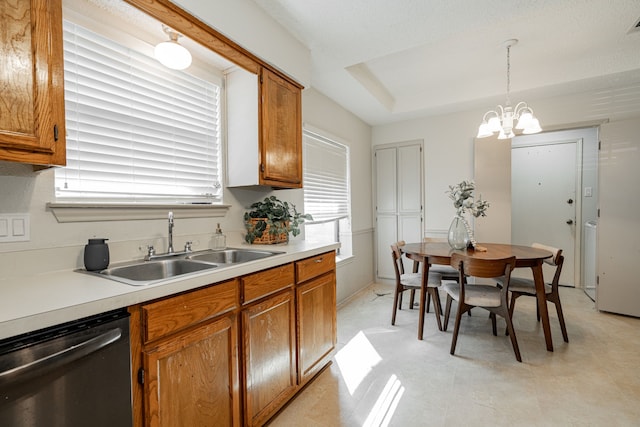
0 241 339 340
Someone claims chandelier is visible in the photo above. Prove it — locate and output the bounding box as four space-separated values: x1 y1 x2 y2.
477 39 541 139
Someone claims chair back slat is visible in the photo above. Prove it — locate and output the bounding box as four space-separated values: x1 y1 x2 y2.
444 253 521 361
450 253 516 280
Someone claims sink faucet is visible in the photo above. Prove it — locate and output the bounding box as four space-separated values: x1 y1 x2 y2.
167 211 174 254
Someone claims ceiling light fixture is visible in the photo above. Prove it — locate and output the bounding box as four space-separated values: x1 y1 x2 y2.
477 39 542 139
154 25 192 70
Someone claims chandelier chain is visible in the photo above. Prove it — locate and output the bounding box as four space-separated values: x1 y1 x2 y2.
506 44 511 106
476 38 542 139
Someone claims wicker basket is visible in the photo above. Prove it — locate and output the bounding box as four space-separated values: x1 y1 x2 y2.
247 218 289 244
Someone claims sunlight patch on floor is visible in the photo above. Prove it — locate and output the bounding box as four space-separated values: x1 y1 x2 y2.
362 374 405 427
335 330 382 395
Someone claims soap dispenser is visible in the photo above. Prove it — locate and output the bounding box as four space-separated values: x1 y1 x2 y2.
213 223 226 249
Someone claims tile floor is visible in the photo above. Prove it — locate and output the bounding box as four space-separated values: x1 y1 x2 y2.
270 283 640 427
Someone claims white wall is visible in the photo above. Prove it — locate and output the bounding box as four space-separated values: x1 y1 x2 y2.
302 88 375 303
373 83 640 237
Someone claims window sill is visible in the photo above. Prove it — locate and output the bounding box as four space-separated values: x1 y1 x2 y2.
47 202 230 223
336 253 354 265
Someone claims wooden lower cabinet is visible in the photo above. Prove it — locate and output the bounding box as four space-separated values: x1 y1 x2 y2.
242 290 297 426
143 315 240 427
130 255 336 427
297 271 337 384
131 279 240 427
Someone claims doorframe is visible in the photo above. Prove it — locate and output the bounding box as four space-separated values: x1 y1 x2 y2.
511 137 583 286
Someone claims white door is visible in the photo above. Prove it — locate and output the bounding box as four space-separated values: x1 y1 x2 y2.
597 120 640 317
375 142 423 280
511 140 580 286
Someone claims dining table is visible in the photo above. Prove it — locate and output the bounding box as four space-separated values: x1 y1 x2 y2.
402 242 555 351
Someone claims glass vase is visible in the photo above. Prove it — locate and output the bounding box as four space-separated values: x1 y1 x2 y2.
448 216 469 250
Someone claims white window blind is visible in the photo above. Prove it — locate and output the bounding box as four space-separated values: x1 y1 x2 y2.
56 20 222 203
303 130 350 222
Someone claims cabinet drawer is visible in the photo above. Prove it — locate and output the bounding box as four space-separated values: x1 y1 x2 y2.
242 264 294 305
295 252 335 284
142 279 238 343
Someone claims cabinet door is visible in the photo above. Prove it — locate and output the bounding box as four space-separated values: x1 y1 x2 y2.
259 68 302 188
0 0 66 165
242 290 297 427
297 271 337 384
374 142 424 279
143 315 240 427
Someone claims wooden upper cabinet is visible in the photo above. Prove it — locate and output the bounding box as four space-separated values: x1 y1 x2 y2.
0 0 66 166
259 68 302 188
226 67 303 189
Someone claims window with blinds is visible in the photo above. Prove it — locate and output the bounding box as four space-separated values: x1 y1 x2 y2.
55 20 222 203
303 129 351 252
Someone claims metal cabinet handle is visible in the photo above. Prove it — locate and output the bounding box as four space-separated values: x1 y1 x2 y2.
566 219 574 225
314 258 323 263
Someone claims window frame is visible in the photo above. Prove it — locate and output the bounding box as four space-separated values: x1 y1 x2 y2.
302 126 352 257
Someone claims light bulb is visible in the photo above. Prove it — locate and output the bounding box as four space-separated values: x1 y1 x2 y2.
487 116 502 133
522 117 542 134
476 122 494 138
515 112 533 130
155 40 192 70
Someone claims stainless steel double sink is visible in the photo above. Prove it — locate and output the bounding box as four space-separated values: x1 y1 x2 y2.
83 248 283 286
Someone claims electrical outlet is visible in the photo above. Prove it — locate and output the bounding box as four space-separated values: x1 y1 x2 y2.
0 214 30 242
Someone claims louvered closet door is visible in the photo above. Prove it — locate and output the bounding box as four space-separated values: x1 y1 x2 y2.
375 142 424 280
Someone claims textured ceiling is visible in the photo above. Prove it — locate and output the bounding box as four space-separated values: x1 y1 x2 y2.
252 0 640 125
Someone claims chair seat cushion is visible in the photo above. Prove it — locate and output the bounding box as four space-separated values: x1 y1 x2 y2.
442 282 502 307
400 271 442 288
428 264 459 279
497 277 552 294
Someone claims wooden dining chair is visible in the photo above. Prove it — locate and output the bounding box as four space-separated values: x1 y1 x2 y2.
443 253 522 362
499 243 569 343
391 242 443 329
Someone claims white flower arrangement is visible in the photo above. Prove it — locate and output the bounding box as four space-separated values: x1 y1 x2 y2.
446 180 490 249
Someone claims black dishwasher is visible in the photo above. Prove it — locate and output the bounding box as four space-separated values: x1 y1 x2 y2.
0 309 133 427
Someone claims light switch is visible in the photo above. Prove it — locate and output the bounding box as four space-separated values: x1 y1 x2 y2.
584 187 593 197
0 214 30 242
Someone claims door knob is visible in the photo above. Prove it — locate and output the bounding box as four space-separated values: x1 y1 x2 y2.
567 198 574 204
566 219 574 225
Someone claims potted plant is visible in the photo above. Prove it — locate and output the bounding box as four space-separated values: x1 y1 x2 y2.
244 196 313 244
